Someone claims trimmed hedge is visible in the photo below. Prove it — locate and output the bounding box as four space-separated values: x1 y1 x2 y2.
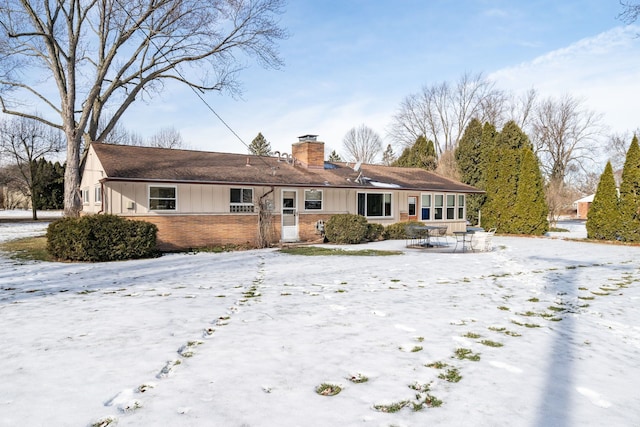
324 214 369 244
383 220 424 240
366 223 385 242
47 214 158 262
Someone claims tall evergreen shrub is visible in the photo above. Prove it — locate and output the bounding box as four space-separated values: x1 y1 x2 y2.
586 162 620 240
618 136 640 242
512 147 549 235
482 121 529 233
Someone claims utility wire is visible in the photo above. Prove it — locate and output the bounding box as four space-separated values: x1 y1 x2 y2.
114 0 275 168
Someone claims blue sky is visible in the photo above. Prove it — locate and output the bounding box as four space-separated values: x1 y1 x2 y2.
123 1 640 158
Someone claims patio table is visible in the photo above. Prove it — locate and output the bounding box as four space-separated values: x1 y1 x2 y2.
414 225 448 247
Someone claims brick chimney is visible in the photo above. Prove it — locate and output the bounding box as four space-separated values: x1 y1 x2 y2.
292 134 325 169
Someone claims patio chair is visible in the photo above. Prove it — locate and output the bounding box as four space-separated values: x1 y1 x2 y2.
432 226 449 246
484 228 497 252
405 224 420 247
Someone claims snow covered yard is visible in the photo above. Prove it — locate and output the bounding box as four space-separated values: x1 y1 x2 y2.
0 221 639 427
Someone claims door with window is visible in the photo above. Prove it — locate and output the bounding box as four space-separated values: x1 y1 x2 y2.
408 196 417 220
281 189 298 241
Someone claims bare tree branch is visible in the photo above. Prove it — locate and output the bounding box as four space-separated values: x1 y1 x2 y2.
388 72 507 155
0 0 288 216
342 124 383 164
531 94 606 184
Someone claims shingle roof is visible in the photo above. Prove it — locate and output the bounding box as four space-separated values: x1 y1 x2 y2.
89 142 482 193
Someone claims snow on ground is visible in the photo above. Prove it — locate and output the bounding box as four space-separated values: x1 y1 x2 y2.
0 220 639 427
0 209 63 219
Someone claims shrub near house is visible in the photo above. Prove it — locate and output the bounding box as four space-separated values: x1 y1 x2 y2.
47 215 158 262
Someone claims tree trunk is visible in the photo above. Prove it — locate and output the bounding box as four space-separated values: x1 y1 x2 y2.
63 133 82 217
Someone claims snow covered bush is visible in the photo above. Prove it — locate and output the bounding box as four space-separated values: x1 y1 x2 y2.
46 214 158 261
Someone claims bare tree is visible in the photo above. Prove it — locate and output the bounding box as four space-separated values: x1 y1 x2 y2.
531 94 605 185
342 124 383 164
388 72 507 155
619 1 640 24
0 116 63 219
606 130 640 171
0 0 287 216
148 127 185 149
508 88 538 130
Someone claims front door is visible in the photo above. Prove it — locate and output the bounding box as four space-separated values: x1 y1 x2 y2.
281 189 298 242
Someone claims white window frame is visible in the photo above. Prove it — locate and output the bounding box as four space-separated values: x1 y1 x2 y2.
82 187 90 205
149 185 177 211
304 189 323 210
421 194 432 221
434 194 444 220
446 194 456 220
458 194 466 220
230 187 254 213
357 192 392 218
94 186 102 205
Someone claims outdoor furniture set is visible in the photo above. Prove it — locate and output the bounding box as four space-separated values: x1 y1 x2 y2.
406 224 496 253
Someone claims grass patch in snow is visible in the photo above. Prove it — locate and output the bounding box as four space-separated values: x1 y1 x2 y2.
347 373 368 383
89 416 118 427
0 236 52 262
497 306 510 311
480 339 503 347
425 361 449 369
438 367 462 382
315 383 342 396
463 332 482 339
279 247 403 256
527 297 540 303
511 320 541 328
488 326 521 337
453 348 480 361
373 400 409 413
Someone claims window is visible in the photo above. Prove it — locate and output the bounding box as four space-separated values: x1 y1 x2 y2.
458 194 465 219
447 194 456 220
230 188 254 213
434 194 444 220
357 193 392 217
304 189 323 210
421 194 431 220
82 188 90 205
94 186 102 204
408 196 417 217
149 186 176 210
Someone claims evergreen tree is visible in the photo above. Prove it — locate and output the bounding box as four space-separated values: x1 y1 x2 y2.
32 159 65 209
381 144 396 166
483 121 530 233
248 132 272 156
586 161 620 240
455 118 489 225
455 118 483 185
328 150 342 162
511 147 549 235
618 135 640 242
393 135 437 170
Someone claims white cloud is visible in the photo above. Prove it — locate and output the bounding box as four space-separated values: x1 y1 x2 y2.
489 25 640 133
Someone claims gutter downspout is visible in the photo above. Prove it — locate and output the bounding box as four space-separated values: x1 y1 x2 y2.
98 179 105 214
